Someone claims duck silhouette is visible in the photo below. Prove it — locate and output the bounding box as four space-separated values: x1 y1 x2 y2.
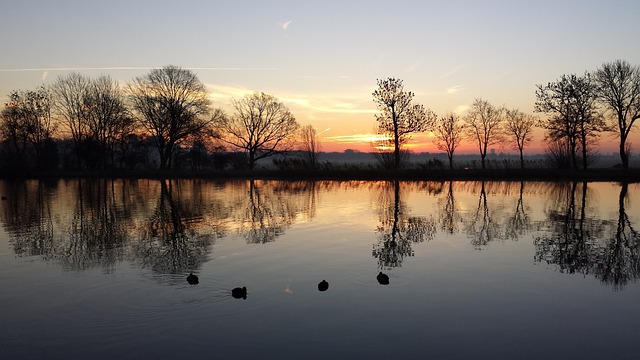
376 272 390 285
232 286 247 299
186 272 199 285
318 280 329 292
1 196 6 200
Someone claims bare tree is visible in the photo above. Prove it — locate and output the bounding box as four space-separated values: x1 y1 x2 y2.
504 108 536 169
52 73 92 168
300 124 320 168
1 86 55 169
594 59 640 170
85 76 134 169
373 78 436 169
128 65 218 170
535 73 605 169
433 113 464 169
464 98 504 170
215 92 300 170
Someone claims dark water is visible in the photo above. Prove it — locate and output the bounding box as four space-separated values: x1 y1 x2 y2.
1 179 639 359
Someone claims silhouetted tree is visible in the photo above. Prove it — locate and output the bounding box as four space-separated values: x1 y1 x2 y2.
433 113 464 169
1 86 56 169
372 78 436 169
85 76 134 169
300 124 320 168
504 108 536 169
535 73 605 169
594 60 640 170
128 66 221 170
464 98 504 170
52 73 92 169
214 92 299 170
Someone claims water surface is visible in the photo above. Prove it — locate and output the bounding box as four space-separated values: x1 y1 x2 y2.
1 179 639 359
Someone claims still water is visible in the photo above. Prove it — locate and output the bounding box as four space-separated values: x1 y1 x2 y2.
1 179 639 359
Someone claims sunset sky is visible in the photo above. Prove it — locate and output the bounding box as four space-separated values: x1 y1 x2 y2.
1 0 640 154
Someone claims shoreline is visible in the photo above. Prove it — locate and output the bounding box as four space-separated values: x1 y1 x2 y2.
1 168 640 182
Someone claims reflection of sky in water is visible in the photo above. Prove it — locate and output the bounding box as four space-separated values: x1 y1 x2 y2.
0 180 639 359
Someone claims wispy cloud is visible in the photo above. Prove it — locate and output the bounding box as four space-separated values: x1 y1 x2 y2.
206 83 375 115
446 85 465 94
440 65 464 79
280 20 292 30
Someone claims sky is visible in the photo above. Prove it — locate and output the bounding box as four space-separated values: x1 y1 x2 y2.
1 0 640 154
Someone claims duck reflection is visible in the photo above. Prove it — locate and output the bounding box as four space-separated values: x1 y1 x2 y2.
372 181 435 268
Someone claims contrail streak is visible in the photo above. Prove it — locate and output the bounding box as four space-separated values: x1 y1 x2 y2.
0 66 279 72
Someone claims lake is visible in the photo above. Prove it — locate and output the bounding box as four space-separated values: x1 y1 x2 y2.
1 179 639 359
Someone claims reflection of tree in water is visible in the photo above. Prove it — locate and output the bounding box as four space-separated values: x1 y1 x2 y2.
62 179 130 271
1 179 150 271
596 183 640 290
232 180 317 244
534 182 640 290
132 180 221 274
464 182 502 249
1 180 57 258
439 181 460 234
372 181 435 268
505 181 532 241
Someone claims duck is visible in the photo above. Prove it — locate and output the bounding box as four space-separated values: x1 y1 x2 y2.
186 272 199 285
318 280 329 292
232 286 247 299
376 271 390 285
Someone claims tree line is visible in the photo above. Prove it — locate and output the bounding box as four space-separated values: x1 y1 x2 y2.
1 65 303 172
2 60 639 173
374 59 640 171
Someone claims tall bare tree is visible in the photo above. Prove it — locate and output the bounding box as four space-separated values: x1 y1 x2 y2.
373 78 436 169
594 59 640 170
464 98 504 170
433 113 464 169
215 92 299 170
128 66 218 170
1 86 55 169
504 109 536 169
300 124 320 168
536 73 605 169
52 72 92 168
86 76 134 169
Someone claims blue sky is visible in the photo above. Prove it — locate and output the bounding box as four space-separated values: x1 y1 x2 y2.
1 0 639 152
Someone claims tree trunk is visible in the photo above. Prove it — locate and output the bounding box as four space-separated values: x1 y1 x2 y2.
519 149 524 169
620 137 629 170
448 155 453 170
249 150 255 171
581 134 588 170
